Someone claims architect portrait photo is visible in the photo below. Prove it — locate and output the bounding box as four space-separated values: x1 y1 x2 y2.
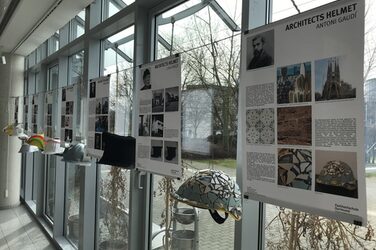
140 68 151 90
315 56 356 101
246 29 274 70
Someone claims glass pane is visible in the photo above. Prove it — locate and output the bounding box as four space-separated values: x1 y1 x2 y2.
152 1 241 249
69 51 84 84
70 10 85 41
103 0 134 20
103 26 134 75
66 165 81 247
97 27 134 248
48 32 60 55
272 0 336 22
45 158 56 221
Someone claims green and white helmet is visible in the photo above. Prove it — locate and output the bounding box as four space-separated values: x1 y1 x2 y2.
171 169 242 224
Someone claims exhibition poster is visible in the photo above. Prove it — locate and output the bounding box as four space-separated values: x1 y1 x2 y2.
136 55 182 178
44 91 53 138
23 96 29 132
241 0 366 224
31 94 42 134
14 97 19 124
87 76 110 158
61 86 75 143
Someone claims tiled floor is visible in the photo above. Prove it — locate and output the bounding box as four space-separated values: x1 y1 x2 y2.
0 206 56 250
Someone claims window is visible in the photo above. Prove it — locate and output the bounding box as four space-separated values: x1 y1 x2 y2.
152 1 241 249
97 27 134 249
44 65 59 223
48 31 60 56
102 0 134 20
70 10 85 41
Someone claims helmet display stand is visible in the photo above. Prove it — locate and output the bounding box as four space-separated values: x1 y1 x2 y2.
171 201 199 250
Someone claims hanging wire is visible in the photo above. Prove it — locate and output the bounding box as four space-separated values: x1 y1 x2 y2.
290 0 301 13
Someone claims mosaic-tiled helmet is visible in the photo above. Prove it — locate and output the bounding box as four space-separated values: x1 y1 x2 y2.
171 169 242 224
26 134 45 151
316 160 357 190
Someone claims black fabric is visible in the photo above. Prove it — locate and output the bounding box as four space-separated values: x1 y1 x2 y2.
98 132 136 169
209 209 228 224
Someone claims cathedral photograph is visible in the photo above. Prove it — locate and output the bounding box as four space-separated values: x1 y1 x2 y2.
277 62 312 104
315 56 356 101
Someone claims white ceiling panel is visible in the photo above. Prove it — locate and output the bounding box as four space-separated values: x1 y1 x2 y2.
0 0 93 56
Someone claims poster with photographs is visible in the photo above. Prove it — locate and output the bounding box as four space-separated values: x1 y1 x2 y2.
31 94 42 134
44 91 54 138
60 86 75 143
136 55 182 178
13 97 20 124
23 96 29 132
240 0 366 224
87 76 110 158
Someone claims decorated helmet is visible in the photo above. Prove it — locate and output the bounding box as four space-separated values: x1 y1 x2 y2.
62 143 88 163
316 160 357 191
3 123 23 136
171 169 242 224
26 134 45 151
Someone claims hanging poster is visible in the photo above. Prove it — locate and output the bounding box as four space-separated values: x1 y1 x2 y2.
240 0 366 224
87 76 110 158
14 97 20 124
136 55 182 178
45 91 53 138
23 96 29 132
31 94 41 134
61 86 75 143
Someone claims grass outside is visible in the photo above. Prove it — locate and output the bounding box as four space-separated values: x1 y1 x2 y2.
195 158 237 169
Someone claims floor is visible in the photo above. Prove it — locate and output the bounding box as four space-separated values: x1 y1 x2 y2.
0 206 56 250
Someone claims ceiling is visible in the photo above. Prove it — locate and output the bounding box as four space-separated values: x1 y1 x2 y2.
0 0 94 56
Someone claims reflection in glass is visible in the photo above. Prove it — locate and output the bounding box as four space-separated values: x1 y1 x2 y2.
66 165 81 247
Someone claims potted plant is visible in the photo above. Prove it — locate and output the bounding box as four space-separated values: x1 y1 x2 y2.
99 166 129 250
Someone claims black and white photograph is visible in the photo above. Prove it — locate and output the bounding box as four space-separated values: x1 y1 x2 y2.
152 89 164 113
165 87 179 112
33 105 38 114
151 140 163 161
32 115 36 124
96 99 102 114
151 114 164 137
47 115 52 126
138 114 151 136
66 101 74 115
246 29 274 70
95 133 101 150
102 97 109 114
95 116 108 132
62 88 66 102
47 127 52 138
164 141 178 164
277 62 312 104
140 68 151 90
47 104 52 115
65 129 73 142
90 81 96 98
65 116 72 128
61 116 65 128
33 125 37 133
315 56 356 101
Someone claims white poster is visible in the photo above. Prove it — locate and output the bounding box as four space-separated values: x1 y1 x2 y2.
241 0 366 225
31 94 42 134
136 55 182 178
61 86 75 143
87 76 110 158
44 91 53 138
23 96 29 132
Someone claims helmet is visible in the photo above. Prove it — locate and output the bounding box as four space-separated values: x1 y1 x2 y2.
62 143 90 164
43 138 65 155
26 134 45 151
316 160 357 190
3 123 23 136
171 169 242 224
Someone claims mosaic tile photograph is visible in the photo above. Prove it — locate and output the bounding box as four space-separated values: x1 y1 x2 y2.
246 108 275 145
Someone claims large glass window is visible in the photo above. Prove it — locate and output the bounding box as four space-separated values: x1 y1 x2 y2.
152 1 241 249
48 31 60 56
97 26 134 250
44 65 59 223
